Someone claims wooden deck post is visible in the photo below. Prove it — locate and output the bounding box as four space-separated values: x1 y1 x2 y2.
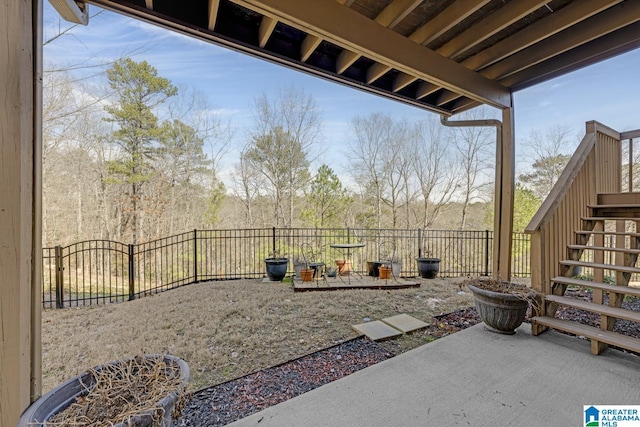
0 0 42 424
493 105 515 280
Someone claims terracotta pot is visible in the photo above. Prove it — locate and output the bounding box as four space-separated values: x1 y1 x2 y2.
378 265 392 280
300 269 314 282
336 259 352 276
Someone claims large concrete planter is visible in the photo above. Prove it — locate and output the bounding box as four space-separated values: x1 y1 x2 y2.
19 354 189 427
467 284 529 335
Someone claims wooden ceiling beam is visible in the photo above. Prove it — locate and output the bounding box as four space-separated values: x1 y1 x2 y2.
301 34 322 61
336 50 359 73
301 0 356 63
392 73 417 92
501 20 640 90
482 1 640 81
436 90 461 107
371 0 490 85
208 0 220 31
337 0 422 75
415 82 439 99
450 98 480 115
462 0 622 72
230 0 511 108
258 15 277 48
376 0 423 28
437 0 548 59
409 0 490 46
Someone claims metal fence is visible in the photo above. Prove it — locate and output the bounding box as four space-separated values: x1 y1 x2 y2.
42 228 531 309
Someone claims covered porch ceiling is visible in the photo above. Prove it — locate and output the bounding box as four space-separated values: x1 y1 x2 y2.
85 0 640 116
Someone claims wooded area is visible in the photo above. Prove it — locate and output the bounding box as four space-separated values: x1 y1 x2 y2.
44 56 581 247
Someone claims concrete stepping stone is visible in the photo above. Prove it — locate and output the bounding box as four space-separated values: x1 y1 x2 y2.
352 320 402 341
381 314 428 334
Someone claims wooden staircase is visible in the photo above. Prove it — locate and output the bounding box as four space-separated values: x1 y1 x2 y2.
531 194 640 355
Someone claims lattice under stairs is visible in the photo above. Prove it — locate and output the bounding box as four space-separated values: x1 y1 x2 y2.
532 196 640 355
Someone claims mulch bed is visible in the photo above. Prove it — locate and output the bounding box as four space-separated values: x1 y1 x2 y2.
173 338 395 426
173 309 481 427
175 295 640 427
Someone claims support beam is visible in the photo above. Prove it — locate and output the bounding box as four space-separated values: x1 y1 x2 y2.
0 0 42 424
500 18 640 90
483 1 640 81
231 0 511 108
410 0 490 46
336 49 359 74
437 1 548 59
440 104 514 280
259 15 278 48
415 82 439 99
300 34 321 62
494 105 515 280
461 0 621 72
392 73 417 92
368 0 491 84
337 0 421 75
208 0 220 31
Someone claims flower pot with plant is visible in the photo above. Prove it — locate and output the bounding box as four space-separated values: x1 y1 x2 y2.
464 277 538 335
19 354 189 427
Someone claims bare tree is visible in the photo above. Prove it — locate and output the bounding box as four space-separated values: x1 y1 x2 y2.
450 109 495 230
244 87 321 227
412 117 459 229
518 124 575 199
349 113 393 230
381 120 414 228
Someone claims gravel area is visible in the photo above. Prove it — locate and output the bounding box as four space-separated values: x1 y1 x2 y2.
175 294 640 426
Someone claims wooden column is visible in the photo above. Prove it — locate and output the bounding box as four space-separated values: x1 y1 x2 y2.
492 104 515 280
0 0 42 424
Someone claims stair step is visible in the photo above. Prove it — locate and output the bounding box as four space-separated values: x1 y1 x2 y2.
532 316 640 353
589 204 640 209
559 260 640 274
575 230 640 237
597 193 640 205
567 245 640 254
582 217 640 222
546 295 640 323
551 276 640 297
588 205 640 219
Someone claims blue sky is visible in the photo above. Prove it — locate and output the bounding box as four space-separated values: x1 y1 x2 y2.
43 3 640 180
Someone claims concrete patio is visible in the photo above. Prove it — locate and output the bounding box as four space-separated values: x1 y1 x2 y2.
230 323 640 427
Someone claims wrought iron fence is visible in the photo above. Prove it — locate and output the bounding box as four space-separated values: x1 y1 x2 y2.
42 228 531 308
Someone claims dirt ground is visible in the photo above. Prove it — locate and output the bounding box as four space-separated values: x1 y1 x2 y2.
41 277 475 392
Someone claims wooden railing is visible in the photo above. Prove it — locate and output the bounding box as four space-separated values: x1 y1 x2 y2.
622 128 640 192
525 121 624 295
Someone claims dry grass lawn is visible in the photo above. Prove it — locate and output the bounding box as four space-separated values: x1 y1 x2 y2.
42 277 474 392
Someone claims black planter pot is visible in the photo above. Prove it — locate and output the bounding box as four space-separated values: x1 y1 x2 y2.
467 284 528 334
415 257 440 279
19 354 189 427
264 257 289 281
367 261 385 277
